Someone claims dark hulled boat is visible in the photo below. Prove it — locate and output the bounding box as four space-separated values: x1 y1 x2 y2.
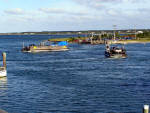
105 43 127 58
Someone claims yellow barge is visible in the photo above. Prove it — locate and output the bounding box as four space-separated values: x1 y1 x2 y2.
21 41 69 53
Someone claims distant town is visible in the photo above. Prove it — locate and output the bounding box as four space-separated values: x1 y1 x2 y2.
0 29 149 35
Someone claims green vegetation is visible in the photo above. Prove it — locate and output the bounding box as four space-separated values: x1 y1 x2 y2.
137 31 150 39
48 36 87 42
48 37 70 42
137 38 150 42
48 31 150 44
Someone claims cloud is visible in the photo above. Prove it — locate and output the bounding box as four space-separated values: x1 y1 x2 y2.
72 0 105 9
4 8 25 15
137 8 150 13
72 0 143 10
73 0 141 4
0 0 149 32
107 9 118 16
39 8 87 16
39 8 66 14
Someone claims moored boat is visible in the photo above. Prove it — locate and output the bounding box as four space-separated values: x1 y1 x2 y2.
22 41 69 53
0 68 7 78
105 43 127 58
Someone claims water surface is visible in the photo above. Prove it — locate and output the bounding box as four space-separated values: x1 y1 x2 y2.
0 35 150 113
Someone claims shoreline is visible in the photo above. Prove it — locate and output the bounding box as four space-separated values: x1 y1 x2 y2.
48 37 150 44
0 34 150 44
109 40 150 44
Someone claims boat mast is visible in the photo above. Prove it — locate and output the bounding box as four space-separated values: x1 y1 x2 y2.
113 25 116 41
135 26 136 39
90 32 94 44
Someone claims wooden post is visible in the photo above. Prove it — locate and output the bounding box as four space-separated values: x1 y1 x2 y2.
143 105 149 113
2 52 6 68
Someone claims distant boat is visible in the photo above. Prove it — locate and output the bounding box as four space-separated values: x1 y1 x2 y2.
105 42 127 58
105 25 127 58
21 41 69 53
0 53 7 78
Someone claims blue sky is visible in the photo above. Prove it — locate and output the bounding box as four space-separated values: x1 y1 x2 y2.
0 0 150 33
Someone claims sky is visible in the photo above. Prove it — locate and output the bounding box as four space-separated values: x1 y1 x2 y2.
0 0 150 33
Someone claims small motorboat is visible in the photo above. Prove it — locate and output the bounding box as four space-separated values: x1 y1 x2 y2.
22 41 69 53
105 43 127 58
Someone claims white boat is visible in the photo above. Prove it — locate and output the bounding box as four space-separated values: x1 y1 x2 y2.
0 68 7 78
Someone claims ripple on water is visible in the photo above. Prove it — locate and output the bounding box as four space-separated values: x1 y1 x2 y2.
0 36 150 113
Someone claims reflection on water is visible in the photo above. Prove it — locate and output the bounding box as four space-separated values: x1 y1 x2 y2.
0 77 7 90
0 109 8 113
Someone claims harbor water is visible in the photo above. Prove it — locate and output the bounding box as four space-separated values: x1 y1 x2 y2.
0 35 150 113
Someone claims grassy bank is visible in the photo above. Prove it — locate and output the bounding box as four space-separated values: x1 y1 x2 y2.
48 37 70 42
48 37 150 44
48 37 87 42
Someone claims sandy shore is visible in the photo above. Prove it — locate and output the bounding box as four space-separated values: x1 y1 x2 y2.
108 40 150 44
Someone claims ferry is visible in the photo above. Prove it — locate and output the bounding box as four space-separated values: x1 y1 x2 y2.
22 41 69 53
105 43 127 58
0 53 7 78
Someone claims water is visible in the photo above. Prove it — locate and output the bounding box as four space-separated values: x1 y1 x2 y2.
0 35 150 113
